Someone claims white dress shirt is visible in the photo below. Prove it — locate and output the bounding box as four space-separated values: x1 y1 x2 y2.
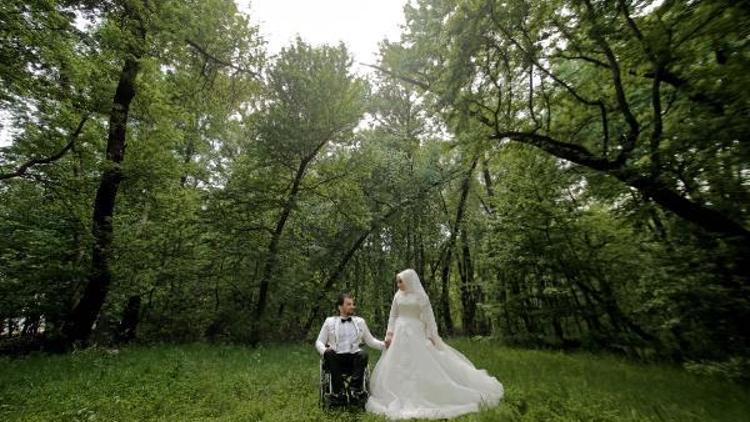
336 317 358 354
314 315 385 355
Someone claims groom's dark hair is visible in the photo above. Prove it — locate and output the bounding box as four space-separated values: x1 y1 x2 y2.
337 292 353 307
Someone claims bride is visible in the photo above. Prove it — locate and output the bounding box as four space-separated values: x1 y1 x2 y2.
365 268 504 419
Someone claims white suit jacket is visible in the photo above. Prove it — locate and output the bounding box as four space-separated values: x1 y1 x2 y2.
315 315 385 356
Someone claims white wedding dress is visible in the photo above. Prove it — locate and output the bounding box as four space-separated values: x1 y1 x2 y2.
366 269 504 420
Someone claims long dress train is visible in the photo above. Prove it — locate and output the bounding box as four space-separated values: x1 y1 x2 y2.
365 292 504 419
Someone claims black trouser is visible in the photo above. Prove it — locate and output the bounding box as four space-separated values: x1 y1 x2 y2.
323 349 368 394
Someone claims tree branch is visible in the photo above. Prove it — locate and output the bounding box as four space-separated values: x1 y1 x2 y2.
186 39 260 79
493 128 749 242
360 63 431 90
0 115 89 181
491 130 616 171
581 0 640 164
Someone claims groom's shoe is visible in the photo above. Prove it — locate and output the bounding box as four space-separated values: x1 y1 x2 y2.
350 388 368 403
328 392 347 406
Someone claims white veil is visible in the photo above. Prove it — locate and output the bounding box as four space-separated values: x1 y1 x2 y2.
389 268 447 350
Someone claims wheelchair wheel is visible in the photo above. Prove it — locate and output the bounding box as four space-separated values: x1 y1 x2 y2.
318 358 372 410
363 364 371 394
319 359 332 409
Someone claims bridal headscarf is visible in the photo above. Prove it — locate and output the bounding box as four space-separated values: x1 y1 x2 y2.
388 268 447 350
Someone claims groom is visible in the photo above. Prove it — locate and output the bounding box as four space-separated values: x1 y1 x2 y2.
315 293 385 402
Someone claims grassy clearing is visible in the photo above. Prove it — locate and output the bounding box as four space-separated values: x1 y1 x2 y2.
1 338 747 421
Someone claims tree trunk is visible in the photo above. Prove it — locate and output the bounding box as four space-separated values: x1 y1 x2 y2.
458 227 478 335
440 156 479 335
254 157 312 327
115 295 141 344
302 206 402 336
60 54 142 349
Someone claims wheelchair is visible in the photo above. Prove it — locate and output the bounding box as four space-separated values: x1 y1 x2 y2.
318 350 372 409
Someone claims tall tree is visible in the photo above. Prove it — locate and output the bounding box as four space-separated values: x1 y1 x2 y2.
249 38 367 337
383 0 750 267
57 0 147 348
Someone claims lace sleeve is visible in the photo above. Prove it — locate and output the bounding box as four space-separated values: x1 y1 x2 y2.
386 292 398 338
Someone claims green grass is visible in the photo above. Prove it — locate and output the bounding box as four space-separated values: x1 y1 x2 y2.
0 338 748 421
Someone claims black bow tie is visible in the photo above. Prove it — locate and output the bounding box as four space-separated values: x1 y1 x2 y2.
341 317 352 323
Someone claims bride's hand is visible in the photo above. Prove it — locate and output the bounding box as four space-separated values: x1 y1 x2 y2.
385 337 392 349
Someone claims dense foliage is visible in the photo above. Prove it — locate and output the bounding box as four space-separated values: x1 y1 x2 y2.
1 0 748 381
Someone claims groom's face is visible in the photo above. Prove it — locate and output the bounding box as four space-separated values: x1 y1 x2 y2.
339 297 355 316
